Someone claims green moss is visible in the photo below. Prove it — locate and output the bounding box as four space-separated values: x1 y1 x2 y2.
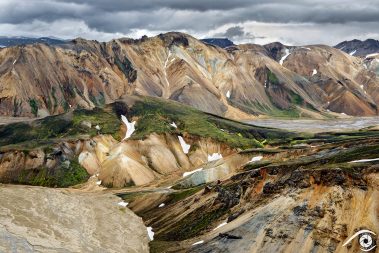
166 187 203 204
158 205 229 241
18 158 89 187
291 93 304 105
267 70 279 85
127 97 297 148
29 99 39 116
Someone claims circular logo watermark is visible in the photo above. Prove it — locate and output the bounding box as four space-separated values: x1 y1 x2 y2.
343 229 377 252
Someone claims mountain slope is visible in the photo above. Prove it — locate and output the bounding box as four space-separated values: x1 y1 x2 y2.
335 39 379 57
1 32 379 118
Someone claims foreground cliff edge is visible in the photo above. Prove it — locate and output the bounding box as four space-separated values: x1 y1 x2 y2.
0 95 378 252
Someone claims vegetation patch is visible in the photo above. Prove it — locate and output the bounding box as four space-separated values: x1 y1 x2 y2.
29 98 39 116
127 97 299 148
18 158 89 187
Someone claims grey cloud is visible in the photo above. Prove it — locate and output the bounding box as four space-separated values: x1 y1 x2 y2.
222 26 245 38
0 0 378 45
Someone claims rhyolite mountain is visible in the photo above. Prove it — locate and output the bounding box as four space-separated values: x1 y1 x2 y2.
1 32 379 118
200 38 235 48
335 39 379 57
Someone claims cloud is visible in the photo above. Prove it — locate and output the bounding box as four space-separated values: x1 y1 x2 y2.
0 0 378 45
221 26 245 39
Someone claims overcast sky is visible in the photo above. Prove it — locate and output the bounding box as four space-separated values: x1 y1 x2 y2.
0 0 378 45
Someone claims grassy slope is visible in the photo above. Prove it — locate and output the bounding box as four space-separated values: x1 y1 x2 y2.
0 95 306 187
127 96 302 148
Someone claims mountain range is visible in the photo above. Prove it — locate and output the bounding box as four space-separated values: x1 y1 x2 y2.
1 32 379 119
335 39 379 57
1 33 379 252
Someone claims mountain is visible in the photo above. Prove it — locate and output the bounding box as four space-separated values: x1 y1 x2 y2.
1 32 379 119
0 36 67 48
200 38 234 48
335 39 379 57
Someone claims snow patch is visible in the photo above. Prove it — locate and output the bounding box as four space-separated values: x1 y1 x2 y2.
349 50 357 56
312 69 317 76
349 158 379 163
183 168 203 178
279 48 291 65
164 50 172 87
147 227 155 241
213 222 227 231
118 201 128 207
208 153 223 162
178 136 191 154
13 59 17 65
170 122 178 128
96 180 102 185
360 85 364 89
95 125 101 130
158 203 165 208
226 90 231 98
121 115 136 140
300 47 311 50
250 156 263 162
192 240 204 246
365 53 379 59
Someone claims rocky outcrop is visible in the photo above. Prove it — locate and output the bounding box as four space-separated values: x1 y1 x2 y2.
0 184 149 253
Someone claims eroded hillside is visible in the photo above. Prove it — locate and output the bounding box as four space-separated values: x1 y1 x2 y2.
0 95 378 252
1 33 379 118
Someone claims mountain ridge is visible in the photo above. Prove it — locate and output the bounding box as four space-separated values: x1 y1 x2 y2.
1 32 379 119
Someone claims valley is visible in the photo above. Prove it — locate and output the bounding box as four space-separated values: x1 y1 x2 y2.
0 96 378 252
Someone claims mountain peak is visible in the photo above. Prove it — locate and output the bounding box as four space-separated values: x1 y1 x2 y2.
335 38 379 57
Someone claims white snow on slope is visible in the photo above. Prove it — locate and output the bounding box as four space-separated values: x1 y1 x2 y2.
365 53 379 59
300 47 311 50
349 50 357 56
349 158 379 163
213 222 227 231
178 136 191 154
170 122 178 128
250 156 263 162
312 69 317 76
183 168 203 178
279 48 291 65
118 201 128 207
192 240 204 246
13 59 17 65
164 50 172 87
208 153 223 162
158 203 165 208
226 90 231 98
147 227 154 241
96 180 102 185
360 85 364 89
121 115 136 140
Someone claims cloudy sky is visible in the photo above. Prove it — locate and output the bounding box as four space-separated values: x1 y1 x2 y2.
0 0 378 45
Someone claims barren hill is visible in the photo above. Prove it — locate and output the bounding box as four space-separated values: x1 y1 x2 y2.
1 32 379 118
